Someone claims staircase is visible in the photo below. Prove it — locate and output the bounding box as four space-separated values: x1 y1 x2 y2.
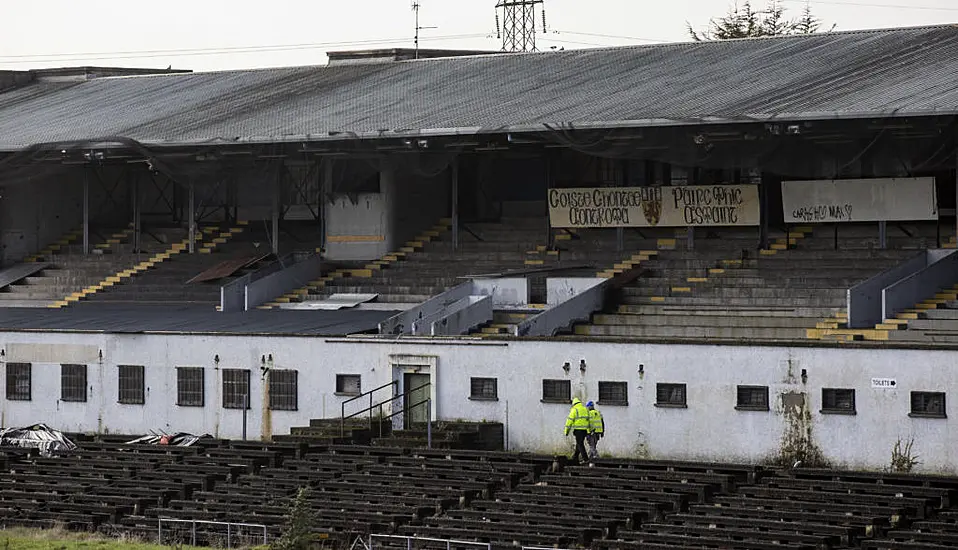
275 419 504 451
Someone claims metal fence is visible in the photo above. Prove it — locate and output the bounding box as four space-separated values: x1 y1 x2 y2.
370 534 491 550
157 518 268 548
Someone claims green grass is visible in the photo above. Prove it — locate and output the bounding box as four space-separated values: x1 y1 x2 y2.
0 527 208 550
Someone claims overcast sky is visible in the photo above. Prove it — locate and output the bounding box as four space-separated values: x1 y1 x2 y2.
2 0 956 72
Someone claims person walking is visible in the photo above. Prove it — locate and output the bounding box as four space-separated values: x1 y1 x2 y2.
564 397 591 465
586 401 605 460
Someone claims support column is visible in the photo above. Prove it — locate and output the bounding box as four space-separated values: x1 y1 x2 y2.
687 227 695 251
321 159 333 254
759 173 770 250
271 170 280 255
82 169 90 255
617 159 627 253
188 180 195 254
879 220 887 250
451 158 459 251
133 174 141 253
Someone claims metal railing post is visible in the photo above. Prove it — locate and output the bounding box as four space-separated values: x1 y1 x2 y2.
192 520 197 546
427 398 432 449
157 519 162 545
227 523 232 548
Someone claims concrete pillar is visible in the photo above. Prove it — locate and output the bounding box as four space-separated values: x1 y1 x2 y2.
82 170 89 255
451 158 459 252
271 169 280 255
381 157 399 254
188 181 195 254
879 220 887 250
321 159 333 254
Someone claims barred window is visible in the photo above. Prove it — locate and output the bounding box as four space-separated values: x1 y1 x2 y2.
598 381 628 406
470 378 498 400
61 364 87 403
177 367 204 407
223 369 251 409
821 388 856 414
5 363 31 401
542 379 571 403
118 365 145 405
911 391 946 418
335 374 362 396
656 383 687 408
269 370 298 411
736 385 769 411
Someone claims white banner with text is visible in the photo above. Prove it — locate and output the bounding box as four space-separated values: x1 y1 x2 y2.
782 177 937 223
548 185 760 228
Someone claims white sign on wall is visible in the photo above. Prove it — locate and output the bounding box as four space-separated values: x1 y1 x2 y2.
548 185 760 228
782 177 937 223
871 378 898 389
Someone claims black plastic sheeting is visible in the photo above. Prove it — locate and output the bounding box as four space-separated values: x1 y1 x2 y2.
0 303 397 336
0 423 77 457
126 432 213 447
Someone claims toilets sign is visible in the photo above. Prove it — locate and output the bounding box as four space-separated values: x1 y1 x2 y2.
871 378 897 389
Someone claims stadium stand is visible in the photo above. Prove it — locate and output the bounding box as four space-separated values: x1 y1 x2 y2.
7 435 958 550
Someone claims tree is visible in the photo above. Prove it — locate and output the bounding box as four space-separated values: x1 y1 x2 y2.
687 0 832 41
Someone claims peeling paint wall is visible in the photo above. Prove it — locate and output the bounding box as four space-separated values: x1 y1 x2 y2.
1 331 957 473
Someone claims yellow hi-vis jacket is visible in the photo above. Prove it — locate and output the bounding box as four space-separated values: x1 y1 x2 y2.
564 398 590 435
589 408 605 435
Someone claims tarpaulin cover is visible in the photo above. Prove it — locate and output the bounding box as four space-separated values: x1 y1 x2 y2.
126 432 213 447
0 423 77 456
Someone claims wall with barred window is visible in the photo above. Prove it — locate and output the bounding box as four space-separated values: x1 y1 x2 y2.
0 330 955 473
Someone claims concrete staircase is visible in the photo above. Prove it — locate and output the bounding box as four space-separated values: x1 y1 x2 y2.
275 418 504 451
0 225 169 308
76 223 264 306
576 228 917 343
829 284 958 345
265 217 558 309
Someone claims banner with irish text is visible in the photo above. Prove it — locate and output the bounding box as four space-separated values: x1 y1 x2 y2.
548 185 760 228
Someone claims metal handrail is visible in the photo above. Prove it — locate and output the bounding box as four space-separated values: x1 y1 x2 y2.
341 380 398 437
341 381 431 438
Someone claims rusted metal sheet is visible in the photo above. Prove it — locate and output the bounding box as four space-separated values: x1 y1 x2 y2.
187 254 269 284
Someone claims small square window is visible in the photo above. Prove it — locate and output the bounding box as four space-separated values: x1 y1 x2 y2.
821 388 856 415
470 378 498 401
736 385 769 411
335 374 362 396
61 364 87 403
177 367 204 407
223 369 251 409
910 391 946 418
655 383 687 408
118 365 145 405
269 370 298 411
598 381 628 406
5 363 31 401
542 379 571 403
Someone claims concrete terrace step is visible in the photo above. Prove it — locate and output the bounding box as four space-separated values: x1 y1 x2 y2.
615 304 842 318
621 286 848 299
576 323 810 340
621 296 845 308
592 314 820 329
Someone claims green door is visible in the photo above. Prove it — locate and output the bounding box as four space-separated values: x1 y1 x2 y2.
403 373 431 427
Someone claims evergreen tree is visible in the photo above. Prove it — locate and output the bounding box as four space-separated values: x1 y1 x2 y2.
687 0 832 41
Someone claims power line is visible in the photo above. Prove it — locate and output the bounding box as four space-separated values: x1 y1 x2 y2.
783 0 958 11
553 30 675 43
0 33 490 64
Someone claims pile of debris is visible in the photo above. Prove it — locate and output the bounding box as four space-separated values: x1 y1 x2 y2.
0 423 77 456
126 432 212 447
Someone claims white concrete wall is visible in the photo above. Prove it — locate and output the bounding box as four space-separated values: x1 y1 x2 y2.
0 331 954 473
325 193 389 260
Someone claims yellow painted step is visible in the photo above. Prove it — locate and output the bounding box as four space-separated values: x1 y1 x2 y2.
760 249 778 256
708 268 725 275
405 241 424 248
347 269 374 278
770 243 788 251
671 287 692 293
554 234 572 241
650 296 666 303
687 277 708 283
897 312 919 320
525 259 545 266
597 271 616 279
875 323 903 330
400 246 416 254
721 259 743 266
657 238 676 248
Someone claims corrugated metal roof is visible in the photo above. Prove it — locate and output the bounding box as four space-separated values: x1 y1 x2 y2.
0 304 395 336
1 24 958 150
